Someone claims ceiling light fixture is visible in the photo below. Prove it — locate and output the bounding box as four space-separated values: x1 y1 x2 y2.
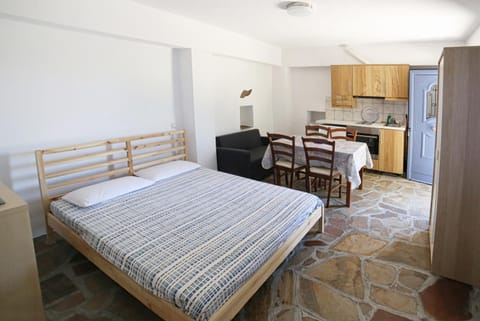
286 1 314 17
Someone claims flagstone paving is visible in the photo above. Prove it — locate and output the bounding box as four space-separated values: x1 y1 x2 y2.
34 171 480 321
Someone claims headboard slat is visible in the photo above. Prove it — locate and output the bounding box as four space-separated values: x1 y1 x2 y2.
48 168 130 191
133 137 185 150
133 146 186 161
41 138 128 154
45 157 129 179
133 154 186 171
44 148 127 166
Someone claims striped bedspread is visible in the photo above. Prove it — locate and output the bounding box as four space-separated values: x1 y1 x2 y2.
50 168 322 321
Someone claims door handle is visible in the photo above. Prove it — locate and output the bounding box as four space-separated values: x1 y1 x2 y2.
431 126 436 132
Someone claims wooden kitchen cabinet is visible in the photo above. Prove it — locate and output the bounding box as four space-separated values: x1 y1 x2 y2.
333 64 410 100
331 65 355 107
385 65 409 99
353 65 386 97
0 183 46 321
378 128 404 174
430 46 480 286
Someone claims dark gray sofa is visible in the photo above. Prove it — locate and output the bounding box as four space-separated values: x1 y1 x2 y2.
216 129 272 180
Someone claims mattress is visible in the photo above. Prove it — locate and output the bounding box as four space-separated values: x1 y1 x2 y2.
50 167 322 321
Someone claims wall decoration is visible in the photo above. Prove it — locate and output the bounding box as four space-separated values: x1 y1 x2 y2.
240 89 252 98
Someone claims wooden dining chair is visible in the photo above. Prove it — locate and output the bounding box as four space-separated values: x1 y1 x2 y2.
302 137 343 207
329 128 358 141
267 133 305 188
305 125 330 138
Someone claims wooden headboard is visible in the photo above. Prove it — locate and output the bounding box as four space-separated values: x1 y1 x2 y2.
35 130 187 228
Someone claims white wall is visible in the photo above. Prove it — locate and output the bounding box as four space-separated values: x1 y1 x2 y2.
272 67 293 134
189 50 217 169
467 25 480 44
283 41 462 67
283 46 360 67
0 18 176 237
212 56 274 136
290 67 331 134
0 0 281 66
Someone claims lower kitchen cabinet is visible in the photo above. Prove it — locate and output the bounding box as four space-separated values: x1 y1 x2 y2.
378 128 404 174
0 183 46 321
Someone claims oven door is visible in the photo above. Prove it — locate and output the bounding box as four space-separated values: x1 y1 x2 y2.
355 133 379 159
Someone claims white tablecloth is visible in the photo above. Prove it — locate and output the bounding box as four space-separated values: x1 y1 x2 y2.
261 136 373 189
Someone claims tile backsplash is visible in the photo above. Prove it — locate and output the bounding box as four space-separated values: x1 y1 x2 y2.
325 97 408 125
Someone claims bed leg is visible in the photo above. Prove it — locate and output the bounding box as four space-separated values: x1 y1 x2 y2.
318 208 325 233
310 208 325 234
45 226 56 245
318 210 325 233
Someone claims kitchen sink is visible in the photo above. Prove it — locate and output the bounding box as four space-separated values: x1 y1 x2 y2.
356 121 375 125
385 123 401 127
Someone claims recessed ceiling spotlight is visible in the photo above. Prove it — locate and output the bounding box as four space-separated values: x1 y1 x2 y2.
285 1 314 17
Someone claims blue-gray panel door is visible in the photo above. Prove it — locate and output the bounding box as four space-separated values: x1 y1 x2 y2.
407 69 438 184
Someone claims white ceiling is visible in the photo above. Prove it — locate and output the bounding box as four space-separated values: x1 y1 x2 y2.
132 0 480 48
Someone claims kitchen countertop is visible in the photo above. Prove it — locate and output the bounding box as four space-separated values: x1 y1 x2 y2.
315 119 406 131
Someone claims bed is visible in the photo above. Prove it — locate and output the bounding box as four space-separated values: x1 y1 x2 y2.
35 130 324 321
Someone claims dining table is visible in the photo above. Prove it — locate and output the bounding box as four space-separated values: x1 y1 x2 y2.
261 136 374 207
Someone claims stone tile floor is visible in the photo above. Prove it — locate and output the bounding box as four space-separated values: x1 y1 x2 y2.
35 171 480 321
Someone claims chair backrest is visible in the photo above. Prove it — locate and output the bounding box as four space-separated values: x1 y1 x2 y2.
302 137 336 176
329 128 358 141
305 125 330 138
267 133 295 169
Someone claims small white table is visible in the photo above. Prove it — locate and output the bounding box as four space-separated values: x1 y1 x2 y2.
261 136 373 207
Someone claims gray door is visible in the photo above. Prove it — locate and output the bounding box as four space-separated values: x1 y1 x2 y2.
407 69 438 184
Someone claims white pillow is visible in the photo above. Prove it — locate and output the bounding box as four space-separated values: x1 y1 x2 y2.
62 176 154 207
135 160 200 182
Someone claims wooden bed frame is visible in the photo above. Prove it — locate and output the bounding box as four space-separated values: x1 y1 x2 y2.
35 130 324 321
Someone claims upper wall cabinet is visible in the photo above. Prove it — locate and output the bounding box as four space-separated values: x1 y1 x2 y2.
331 64 410 106
331 65 355 107
384 65 410 100
353 65 386 97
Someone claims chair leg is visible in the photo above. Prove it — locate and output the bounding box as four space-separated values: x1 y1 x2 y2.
275 169 281 186
306 175 311 192
326 178 333 208
338 175 342 198
289 170 294 188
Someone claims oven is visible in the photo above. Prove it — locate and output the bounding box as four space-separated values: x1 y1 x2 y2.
321 123 379 159
347 125 379 160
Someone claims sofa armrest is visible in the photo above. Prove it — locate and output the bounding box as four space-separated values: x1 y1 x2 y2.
216 147 251 177
260 136 269 146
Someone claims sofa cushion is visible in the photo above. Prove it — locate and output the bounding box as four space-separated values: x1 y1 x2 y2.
216 129 262 150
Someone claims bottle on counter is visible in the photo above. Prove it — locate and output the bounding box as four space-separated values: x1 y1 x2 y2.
386 115 392 124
